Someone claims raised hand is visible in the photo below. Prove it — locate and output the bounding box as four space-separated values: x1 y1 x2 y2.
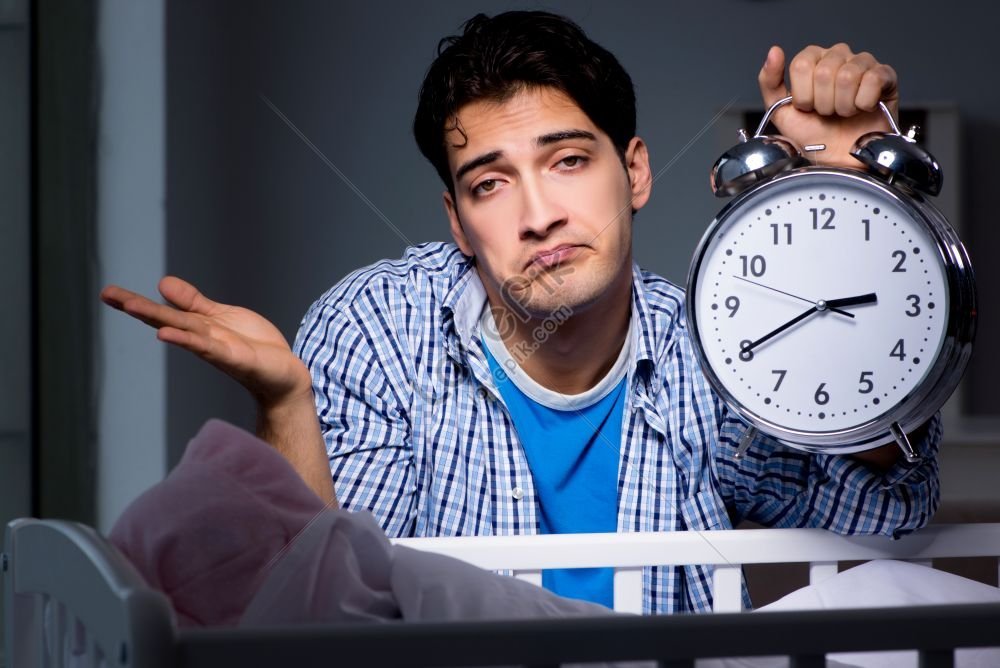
758 43 898 169
101 277 312 410
101 277 335 504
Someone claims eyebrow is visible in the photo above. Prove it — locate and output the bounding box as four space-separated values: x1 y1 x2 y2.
453 129 598 183
455 150 502 183
536 129 597 146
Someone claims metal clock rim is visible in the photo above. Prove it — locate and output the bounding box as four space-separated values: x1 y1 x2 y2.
685 167 976 453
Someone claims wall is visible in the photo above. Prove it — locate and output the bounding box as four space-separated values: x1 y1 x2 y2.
161 2 1000 493
96 0 166 531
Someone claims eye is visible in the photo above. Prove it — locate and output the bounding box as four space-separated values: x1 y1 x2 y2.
557 155 588 169
472 179 498 196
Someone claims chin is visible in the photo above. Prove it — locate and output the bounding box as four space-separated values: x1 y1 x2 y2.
518 273 610 319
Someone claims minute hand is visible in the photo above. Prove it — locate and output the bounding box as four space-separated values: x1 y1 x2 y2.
743 306 819 354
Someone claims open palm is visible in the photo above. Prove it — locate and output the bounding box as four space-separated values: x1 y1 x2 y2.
101 276 312 409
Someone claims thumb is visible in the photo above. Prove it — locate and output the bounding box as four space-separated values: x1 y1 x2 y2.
758 45 789 107
159 275 219 315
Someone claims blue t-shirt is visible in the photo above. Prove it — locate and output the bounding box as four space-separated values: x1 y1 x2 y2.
482 336 627 608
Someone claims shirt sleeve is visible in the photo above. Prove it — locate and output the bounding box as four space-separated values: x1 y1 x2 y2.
294 302 417 538
714 405 941 539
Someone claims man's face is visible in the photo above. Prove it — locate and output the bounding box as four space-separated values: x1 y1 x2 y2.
443 86 652 320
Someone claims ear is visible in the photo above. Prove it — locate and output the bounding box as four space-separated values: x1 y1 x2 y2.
625 136 652 211
444 190 474 256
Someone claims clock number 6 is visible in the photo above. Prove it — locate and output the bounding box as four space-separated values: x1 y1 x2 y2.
814 383 830 405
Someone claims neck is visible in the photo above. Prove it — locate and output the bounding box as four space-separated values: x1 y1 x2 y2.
488 267 632 395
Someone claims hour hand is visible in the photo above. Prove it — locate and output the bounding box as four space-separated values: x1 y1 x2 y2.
825 293 878 310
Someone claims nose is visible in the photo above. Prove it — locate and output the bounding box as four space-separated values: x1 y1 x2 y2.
518 176 567 240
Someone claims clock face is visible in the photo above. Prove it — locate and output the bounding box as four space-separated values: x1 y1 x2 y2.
690 171 950 438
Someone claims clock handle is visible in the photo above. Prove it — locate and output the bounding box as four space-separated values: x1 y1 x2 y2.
889 422 922 464
734 426 758 460
709 96 806 197
850 103 943 196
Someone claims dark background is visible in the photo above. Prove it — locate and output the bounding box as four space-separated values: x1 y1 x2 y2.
163 1 1000 462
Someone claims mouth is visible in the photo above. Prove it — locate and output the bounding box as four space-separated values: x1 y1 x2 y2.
527 244 584 271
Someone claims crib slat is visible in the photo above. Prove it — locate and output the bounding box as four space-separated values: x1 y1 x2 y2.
53 601 65 668
514 570 542 586
808 561 838 585
38 594 50 668
86 634 101 668
613 567 643 614
712 565 743 612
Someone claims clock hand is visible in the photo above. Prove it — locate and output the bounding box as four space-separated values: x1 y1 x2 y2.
741 293 877 356
742 306 819 354
732 275 853 318
824 292 878 309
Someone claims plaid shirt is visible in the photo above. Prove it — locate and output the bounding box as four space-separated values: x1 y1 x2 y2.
294 241 940 614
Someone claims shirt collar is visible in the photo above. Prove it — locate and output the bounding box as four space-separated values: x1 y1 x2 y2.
440 258 680 385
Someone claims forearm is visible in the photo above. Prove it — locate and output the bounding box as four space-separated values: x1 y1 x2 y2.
257 389 337 507
721 413 940 536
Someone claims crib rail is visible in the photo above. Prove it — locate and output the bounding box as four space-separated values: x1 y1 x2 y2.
179 602 1000 668
6 520 1000 668
394 523 1000 613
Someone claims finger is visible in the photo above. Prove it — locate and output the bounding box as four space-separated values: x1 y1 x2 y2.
158 276 221 316
100 284 144 311
120 294 206 334
834 58 869 117
812 46 849 115
856 63 898 118
757 45 789 108
787 45 824 113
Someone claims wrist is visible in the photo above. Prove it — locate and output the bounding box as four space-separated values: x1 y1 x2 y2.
256 385 316 430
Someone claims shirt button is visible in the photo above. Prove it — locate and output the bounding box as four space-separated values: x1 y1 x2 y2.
511 486 524 500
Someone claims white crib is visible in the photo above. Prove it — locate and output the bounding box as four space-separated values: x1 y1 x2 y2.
5 519 1000 667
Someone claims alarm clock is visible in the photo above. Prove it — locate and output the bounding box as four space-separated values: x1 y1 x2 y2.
686 96 976 461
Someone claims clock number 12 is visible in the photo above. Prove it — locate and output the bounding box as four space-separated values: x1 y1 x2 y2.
811 207 835 230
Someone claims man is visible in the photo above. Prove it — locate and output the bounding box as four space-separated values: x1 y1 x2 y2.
102 11 939 613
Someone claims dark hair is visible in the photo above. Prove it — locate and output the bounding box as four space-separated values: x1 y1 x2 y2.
413 11 637 194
